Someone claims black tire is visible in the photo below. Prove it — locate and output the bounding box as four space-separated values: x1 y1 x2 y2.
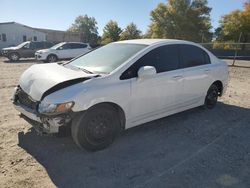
46 54 57 63
204 84 219 109
8 52 20 61
71 104 120 151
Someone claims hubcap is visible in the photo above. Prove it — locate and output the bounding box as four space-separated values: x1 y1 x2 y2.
87 114 111 142
11 54 18 61
48 56 56 62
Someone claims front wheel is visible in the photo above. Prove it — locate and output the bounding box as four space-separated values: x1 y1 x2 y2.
46 54 57 63
71 104 120 151
8 53 20 61
204 84 219 109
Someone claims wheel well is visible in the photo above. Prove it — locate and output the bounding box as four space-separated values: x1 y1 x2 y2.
89 102 126 130
212 80 223 96
9 51 20 57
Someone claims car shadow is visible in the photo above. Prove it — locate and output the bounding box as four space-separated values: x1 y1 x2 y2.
18 102 250 188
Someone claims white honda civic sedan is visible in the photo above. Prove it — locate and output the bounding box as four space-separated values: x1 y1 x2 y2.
13 39 228 151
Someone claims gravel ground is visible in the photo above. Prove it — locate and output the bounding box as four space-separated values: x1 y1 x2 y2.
0 57 249 188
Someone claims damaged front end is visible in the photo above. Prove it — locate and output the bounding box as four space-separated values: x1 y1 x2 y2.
12 86 75 135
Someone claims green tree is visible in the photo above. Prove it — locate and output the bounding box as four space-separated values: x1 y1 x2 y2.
147 0 212 42
120 23 142 40
102 20 122 44
68 15 99 46
215 3 250 43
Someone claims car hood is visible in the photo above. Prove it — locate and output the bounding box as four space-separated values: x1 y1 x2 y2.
2 46 18 50
19 63 96 101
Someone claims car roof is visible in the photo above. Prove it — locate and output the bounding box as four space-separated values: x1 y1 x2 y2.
115 39 196 46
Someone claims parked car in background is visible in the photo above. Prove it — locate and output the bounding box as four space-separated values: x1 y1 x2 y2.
35 42 92 62
12 39 228 151
1 41 53 61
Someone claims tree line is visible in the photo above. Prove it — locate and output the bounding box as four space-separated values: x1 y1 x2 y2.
68 0 250 46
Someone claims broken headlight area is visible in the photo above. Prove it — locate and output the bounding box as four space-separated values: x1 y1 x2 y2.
38 101 74 115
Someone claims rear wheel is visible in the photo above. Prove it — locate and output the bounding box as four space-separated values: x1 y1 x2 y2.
8 52 20 61
47 54 57 63
204 84 219 109
71 104 120 151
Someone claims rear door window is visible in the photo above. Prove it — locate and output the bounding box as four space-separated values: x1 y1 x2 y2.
70 43 87 49
179 44 210 68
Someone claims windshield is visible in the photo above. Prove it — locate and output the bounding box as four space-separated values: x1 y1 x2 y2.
50 42 65 49
16 41 30 48
67 43 147 74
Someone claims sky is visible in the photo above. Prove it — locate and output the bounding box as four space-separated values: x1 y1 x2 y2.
0 0 246 35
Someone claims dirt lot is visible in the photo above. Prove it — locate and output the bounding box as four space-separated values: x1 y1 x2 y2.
0 57 249 188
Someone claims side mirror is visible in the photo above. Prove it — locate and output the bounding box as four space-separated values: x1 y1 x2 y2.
137 66 156 79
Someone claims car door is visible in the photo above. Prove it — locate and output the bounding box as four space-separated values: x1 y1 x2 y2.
78 43 91 55
179 44 212 106
56 43 74 59
120 45 183 122
69 43 85 57
21 42 34 57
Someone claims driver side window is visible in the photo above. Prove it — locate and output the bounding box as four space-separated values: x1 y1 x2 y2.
120 44 179 80
23 43 30 49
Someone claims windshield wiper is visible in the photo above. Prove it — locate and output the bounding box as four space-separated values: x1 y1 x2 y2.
62 64 96 74
78 67 94 74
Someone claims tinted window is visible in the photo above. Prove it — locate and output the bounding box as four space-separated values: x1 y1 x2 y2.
61 43 71 49
70 43 87 49
33 36 37 41
204 51 211 64
180 44 209 68
120 45 179 80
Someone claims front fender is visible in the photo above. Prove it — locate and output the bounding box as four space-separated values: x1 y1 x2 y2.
42 79 131 119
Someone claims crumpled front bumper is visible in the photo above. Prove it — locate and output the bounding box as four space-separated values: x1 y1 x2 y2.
13 94 72 135
14 102 69 134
